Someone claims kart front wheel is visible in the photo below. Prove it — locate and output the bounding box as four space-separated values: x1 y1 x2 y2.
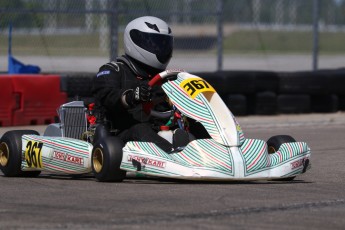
0 130 41 177
267 135 296 154
91 137 126 182
267 135 296 181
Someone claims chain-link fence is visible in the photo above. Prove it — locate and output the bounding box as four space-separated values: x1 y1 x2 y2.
1 0 344 73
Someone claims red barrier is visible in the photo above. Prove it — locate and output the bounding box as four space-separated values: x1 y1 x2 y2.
11 75 67 126
0 76 16 126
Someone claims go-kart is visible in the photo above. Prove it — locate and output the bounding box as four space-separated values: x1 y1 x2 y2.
0 70 311 182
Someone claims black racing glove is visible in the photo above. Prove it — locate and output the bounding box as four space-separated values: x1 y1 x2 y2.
124 84 151 106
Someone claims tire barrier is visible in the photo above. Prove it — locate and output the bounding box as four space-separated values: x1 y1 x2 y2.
311 94 339 113
277 94 311 114
253 91 277 115
60 73 94 101
1 68 344 127
224 94 247 116
0 74 67 126
195 71 256 94
279 71 331 95
195 70 279 94
339 95 345 111
60 69 345 116
0 77 16 126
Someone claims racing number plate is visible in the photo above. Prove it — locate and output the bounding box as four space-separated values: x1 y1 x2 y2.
180 78 215 99
24 141 43 169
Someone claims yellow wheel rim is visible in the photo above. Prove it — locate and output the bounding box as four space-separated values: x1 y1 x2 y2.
0 142 9 167
268 146 276 154
93 148 104 173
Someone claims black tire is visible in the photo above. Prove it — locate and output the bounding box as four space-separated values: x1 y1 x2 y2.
0 130 41 177
224 94 247 116
339 94 345 111
254 71 279 92
267 135 296 154
253 91 277 115
91 137 126 182
311 94 339 113
278 71 328 95
219 71 256 94
267 135 297 181
277 94 311 114
61 74 94 98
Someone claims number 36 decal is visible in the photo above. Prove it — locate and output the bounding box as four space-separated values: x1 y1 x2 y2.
25 141 43 168
180 78 215 99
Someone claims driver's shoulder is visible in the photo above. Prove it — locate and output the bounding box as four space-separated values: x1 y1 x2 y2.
96 61 125 78
99 61 124 72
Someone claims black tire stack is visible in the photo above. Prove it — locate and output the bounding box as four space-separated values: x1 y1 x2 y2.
59 68 345 116
60 73 95 105
194 68 345 116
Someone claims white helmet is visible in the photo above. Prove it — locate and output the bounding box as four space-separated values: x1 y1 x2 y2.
124 16 173 71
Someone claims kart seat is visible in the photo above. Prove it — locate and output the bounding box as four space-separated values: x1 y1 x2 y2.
172 128 193 149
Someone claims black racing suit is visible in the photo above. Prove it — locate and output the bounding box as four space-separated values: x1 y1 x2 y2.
92 55 173 152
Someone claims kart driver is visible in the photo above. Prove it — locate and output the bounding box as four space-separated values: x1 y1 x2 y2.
92 16 175 152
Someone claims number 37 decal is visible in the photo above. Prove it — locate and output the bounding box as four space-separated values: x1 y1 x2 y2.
25 141 43 169
180 78 215 99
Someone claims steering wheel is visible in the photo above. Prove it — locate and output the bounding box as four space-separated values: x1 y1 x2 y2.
147 70 183 119
148 70 183 87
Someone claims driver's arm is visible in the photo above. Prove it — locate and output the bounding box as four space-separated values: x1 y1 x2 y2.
92 65 125 111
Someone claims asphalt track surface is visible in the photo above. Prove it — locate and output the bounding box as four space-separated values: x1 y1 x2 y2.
1 113 345 229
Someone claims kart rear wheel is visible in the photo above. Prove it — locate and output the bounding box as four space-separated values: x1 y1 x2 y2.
0 130 41 177
91 137 126 182
267 135 296 181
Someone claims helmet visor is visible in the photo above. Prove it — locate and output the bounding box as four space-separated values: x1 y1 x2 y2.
130 29 173 64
